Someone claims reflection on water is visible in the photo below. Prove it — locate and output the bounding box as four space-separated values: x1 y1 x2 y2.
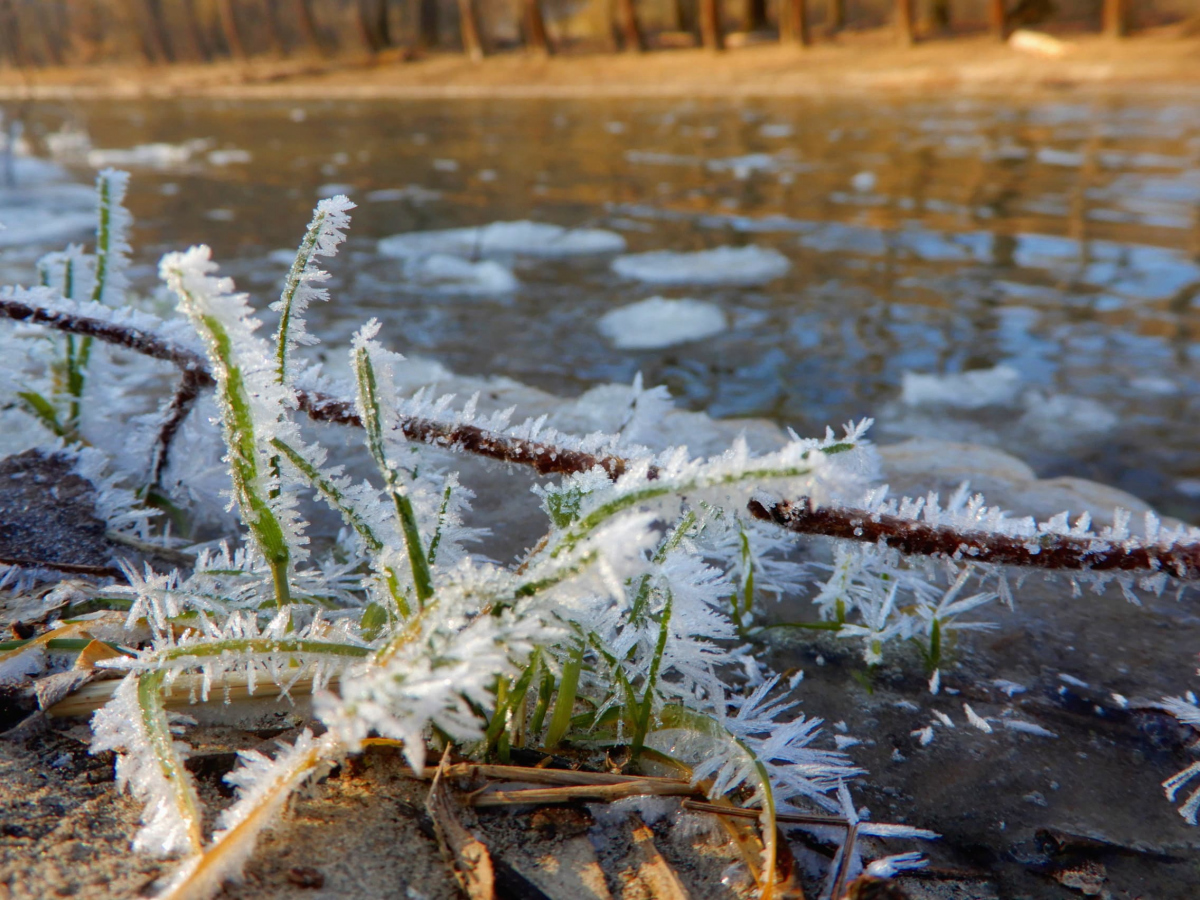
7 94 1200 519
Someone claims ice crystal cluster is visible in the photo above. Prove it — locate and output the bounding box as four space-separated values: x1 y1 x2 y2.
3 170 1200 900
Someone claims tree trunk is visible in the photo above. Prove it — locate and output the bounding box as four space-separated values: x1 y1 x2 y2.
263 0 289 56
457 0 486 60
0 0 30 68
355 0 383 52
375 0 393 47
179 0 212 61
32 0 66 65
615 0 644 52
675 0 696 33
988 0 1006 40
1103 0 1128 38
931 0 951 32
292 0 324 55
417 0 439 48
140 0 175 62
743 0 767 32
895 0 914 45
523 0 552 54
781 0 809 45
826 0 844 33
699 0 723 50
216 0 246 58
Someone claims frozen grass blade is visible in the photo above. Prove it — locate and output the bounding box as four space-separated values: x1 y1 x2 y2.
352 324 434 607
162 247 298 607
273 195 354 386
158 730 339 900
90 672 204 857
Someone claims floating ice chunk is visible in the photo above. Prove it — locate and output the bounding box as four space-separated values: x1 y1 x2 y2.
317 183 353 197
1037 147 1084 167
1177 479 1200 499
597 297 726 350
207 148 251 166
707 153 779 179
432 158 459 171
851 171 877 192
379 221 626 260
1130 376 1178 395
365 185 441 204
901 365 1021 410
1009 29 1069 58
87 139 210 169
1019 392 1117 442
759 123 794 138
612 245 790 286
402 253 517 295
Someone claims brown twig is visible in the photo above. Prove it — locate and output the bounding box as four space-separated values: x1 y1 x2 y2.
0 295 637 481
0 555 124 578
152 368 208 484
469 779 702 807
748 497 1200 581
12 294 1200 586
680 799 849 827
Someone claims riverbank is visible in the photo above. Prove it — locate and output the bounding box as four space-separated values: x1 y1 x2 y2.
2 30 1200 101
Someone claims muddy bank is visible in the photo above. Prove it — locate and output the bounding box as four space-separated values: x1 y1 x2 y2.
3 32 1200 101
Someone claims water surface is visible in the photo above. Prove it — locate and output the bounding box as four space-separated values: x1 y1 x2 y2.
10 93 1200 520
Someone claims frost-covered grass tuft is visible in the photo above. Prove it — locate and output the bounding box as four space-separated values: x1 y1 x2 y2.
4 171 1200 900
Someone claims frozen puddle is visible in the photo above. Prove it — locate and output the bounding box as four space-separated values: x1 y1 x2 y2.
598 296 726 349
377 221 626 259
612 245 790 286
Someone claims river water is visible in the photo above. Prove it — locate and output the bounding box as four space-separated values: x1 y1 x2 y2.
7 93 1200 523
6 92 1200 897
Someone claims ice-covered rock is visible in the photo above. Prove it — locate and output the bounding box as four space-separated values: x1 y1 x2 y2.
611 245 790 286
378 221 626 260
597 296 726 349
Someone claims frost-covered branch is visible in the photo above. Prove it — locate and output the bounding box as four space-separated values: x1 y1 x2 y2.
748 496 1200 582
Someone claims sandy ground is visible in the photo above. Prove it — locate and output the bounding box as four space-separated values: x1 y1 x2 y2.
1 30 1199 102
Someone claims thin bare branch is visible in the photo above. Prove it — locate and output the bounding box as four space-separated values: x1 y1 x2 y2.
0 295 637 479
748 497 1200 581
470 779 702 806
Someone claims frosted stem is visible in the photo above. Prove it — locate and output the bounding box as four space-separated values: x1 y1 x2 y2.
749 497 1200 581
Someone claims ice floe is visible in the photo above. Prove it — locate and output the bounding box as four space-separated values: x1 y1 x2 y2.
400 253 518 295
365 186 442 204
378 221 626 260
597 296 726 349
86 139 212 169
901 365 1022 410
611 245 790 286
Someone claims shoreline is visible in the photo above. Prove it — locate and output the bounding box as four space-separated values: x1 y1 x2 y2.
2 32 1200 102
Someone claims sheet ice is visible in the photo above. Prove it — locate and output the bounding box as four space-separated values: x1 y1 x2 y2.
612 245 790 286
378 221 626 259
597 296 726 349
